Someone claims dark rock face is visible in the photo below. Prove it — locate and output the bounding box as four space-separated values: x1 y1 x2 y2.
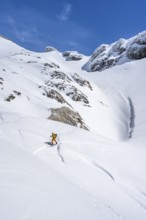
45 89 70 106
133 32 146 45
62 51 82 61
46 81 89 105
39 84 72 107
127 46 146 60
50 71 72 82
91 44 108 61
71 73 93 90
44 62 60 69
112 39 127 54
66 85 89 104
83 31 146 72
5 90 21 102
5 94 15 102
0 77 4 85
48 106 89 130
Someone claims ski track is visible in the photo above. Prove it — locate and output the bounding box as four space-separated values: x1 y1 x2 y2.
137 187 146 198
33 142 65 163
3 125 146 215
105 204 127 220
3 127 146 217
92 161 115 181
117 183 146 212
125 191 146 211
34 146 48 155
72 151 146 214
92 161 146 214
57 142 65 163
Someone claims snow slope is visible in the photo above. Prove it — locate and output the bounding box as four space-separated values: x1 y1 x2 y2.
0 36 146 220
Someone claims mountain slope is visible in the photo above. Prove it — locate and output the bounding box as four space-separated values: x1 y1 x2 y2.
0 35 146 220
83 58 146 145
0 36 131 141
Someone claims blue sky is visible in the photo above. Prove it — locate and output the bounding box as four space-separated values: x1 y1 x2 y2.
0 0 146 55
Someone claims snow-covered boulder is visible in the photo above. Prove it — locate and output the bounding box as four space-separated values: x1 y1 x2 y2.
45 46 57 52
62 51 83 61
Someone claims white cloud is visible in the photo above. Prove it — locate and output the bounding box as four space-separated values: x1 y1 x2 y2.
3 15 38 43
68 40 79 47
57 3 72 21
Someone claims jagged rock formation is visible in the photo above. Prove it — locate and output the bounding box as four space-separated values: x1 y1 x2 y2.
83 31 146 72
50 71 72 82
42 87 72 107
62 51 83 61
44 62 60 69
48 106 89 130
71 73 93 90
42 67 90 106
46 81 89 105
127 46 146 60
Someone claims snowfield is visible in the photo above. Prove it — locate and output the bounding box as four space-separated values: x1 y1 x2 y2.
0 36 146 220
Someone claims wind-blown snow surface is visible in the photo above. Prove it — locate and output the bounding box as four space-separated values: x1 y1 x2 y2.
0 36 146 220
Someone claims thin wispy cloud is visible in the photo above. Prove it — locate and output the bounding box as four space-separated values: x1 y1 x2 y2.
57 3 72 21
3 15 38 43
68 40 79 47
0 7 92 54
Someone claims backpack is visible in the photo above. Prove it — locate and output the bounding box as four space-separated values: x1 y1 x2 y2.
52 133 57 138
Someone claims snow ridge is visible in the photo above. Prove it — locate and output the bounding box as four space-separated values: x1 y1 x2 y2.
83 30 146 72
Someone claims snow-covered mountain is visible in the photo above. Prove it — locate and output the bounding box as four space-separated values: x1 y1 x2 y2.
83 30 146 71
0 34 146 220
0 36 131 141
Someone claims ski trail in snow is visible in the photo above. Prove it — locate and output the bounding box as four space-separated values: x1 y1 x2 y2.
63 148 114 180
105 204 127 220
33 142 65 163
117 183 146 212
57 142 64 163
34 146 47 155
92 161 114 181
125 190 146 211
137 187 146 198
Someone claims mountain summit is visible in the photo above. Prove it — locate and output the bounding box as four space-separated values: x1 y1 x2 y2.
83 30 146 71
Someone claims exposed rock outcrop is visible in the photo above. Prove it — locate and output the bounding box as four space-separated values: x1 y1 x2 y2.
49 106 89 130
50 71 72 82
43 88 72 107
62 51 83 61
83 31 146 72
126 45 146 60
46 81 89 105
71 73 93 90
44 62 60 69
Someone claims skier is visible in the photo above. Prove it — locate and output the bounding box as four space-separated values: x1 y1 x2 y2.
50 132 57 145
